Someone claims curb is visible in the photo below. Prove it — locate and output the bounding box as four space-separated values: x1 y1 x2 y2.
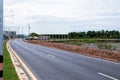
7 40 37 80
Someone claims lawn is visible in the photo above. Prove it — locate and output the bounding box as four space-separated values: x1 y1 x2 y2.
3 41 19 80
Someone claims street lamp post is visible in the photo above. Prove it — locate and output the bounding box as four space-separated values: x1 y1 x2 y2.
17 27 19 34
0 0 3 78
28 24 30 36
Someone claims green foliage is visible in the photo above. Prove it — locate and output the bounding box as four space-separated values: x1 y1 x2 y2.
68 30 120 39
29 32 39 37
3 42 19 80
73 42 82 45
84 39 96 43
97 43 113 49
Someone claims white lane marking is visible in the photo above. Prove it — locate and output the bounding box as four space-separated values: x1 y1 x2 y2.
8 40 38 80
48 54 55 58
72 53 120 65
94 58 120 65
98 72 119 80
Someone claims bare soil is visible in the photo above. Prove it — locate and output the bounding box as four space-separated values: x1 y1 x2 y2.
26 40 120 62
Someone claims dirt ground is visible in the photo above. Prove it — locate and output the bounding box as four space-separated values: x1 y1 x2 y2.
80 42 120 51
26 40 120 62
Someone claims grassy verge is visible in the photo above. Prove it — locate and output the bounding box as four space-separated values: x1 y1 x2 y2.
3 41 19 80
49 38 120 43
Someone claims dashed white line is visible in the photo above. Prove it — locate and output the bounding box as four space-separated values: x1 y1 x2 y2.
98 72 119 80
48 54 55 58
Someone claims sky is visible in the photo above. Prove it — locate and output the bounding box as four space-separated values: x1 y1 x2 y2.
4 0 120 34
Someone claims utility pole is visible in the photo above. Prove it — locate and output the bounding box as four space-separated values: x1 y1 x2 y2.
22 27 23 35
17 27 19 34
28 24 30 36
0 0 3 78
8 27 11 31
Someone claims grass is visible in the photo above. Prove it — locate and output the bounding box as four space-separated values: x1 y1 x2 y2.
97 43 113 49
44 38 118 51
3 41 19 80
49 38 120 43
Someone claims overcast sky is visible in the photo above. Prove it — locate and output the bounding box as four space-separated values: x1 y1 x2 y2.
4 0 120 34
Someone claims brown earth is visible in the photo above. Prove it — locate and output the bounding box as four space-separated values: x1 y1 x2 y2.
26 40 120 62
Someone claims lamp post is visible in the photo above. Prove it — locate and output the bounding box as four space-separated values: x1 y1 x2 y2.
17 27 19 34
0 0 3 78
28 24 30 36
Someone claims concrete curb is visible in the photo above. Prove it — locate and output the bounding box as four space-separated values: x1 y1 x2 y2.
7 40 37 80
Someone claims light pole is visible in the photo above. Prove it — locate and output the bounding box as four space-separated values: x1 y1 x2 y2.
28 24 30 36
17 27 19 34
0 0 3 78
22 27 23 35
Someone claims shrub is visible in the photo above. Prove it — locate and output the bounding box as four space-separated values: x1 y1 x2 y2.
97 43 113 50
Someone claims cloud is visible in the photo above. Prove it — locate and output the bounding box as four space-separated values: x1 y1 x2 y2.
4 0 120 34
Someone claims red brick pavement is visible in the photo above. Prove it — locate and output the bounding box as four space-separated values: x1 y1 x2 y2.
0 63 2 80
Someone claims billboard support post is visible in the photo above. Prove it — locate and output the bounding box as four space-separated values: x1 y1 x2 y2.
0 0 3 78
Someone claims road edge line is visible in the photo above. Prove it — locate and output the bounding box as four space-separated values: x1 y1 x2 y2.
7 40 37 80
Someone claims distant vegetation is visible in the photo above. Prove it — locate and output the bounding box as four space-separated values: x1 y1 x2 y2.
29 30 120 39
29 33 39 37
27 30 120 51
68 30 120 39
97 43 113 49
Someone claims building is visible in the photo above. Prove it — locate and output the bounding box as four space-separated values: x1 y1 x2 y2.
4 31 16 39
39 36 50 40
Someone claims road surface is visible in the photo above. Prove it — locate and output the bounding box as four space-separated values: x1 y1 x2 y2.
10 39 120 80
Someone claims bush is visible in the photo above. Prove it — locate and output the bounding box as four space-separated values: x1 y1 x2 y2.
97 43 113 49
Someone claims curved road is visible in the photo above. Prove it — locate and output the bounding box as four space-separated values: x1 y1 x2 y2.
10 39 120 80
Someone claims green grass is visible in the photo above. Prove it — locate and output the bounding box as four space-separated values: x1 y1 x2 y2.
97 43 113 49
49 38 120 43
3 41 19 80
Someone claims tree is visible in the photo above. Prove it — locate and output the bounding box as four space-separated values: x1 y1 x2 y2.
68 30 120 39
29 33 39 37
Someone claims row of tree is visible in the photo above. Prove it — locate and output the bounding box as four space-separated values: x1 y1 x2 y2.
29 30 120 39
68 30 120 39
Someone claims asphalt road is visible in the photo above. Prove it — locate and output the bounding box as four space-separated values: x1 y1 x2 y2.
10 39 120 80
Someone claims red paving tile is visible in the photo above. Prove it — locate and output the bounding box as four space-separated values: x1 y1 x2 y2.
0 63 2 70
0 63 2 80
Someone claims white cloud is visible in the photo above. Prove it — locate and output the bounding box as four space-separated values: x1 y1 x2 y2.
4 0 120 34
